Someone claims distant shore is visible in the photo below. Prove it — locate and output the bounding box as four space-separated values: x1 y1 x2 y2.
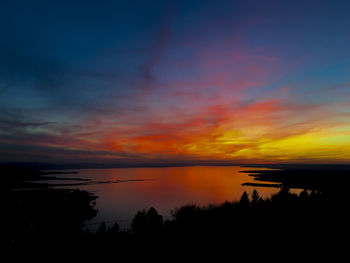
1 161 350 171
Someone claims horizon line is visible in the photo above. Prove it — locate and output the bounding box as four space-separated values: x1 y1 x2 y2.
1 161 350 170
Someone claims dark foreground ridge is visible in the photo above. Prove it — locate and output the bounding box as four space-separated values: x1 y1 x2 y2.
1 165 350 256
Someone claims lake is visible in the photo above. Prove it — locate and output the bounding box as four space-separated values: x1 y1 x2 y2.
45 166 281 229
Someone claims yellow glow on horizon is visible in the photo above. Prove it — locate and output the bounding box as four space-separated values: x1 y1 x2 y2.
181 124 350 162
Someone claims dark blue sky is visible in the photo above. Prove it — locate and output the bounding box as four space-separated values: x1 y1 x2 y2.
1 0 350 164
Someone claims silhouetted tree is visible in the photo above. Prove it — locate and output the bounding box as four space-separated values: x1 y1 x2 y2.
271 185 292 204
97 222 107 235
240 191 250 208
146 207 163 232
299 189 309 201
252 189 260 207
131 208 163 235
132 209 147 234
108 222 120 234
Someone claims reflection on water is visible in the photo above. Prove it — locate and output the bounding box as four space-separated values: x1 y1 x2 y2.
53 166 279 229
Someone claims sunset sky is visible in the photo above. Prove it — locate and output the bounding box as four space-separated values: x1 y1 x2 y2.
1 0 350 164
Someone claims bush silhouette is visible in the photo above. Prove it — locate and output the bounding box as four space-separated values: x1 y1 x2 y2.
132 207 163 235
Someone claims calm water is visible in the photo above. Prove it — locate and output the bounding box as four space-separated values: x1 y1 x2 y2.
48 166 280 229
